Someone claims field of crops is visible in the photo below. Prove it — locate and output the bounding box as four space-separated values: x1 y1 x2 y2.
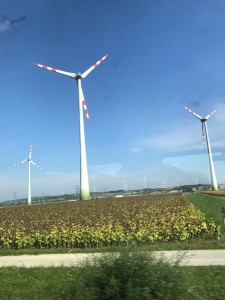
0 194 221 249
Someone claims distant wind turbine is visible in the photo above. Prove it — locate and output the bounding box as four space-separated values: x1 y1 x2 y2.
184 106 218 191
14 145 43 205
144 175 149 189
34 54 108 200
193 175 199 185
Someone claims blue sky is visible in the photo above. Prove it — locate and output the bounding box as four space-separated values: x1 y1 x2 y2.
1 0 225 201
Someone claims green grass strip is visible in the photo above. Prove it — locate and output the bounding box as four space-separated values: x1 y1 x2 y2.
0 252 225 300
186 193 225 235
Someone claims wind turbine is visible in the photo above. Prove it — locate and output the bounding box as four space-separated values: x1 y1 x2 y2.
14 145 43 205
34 54 108 200
184 106 218 191
193 175 199 185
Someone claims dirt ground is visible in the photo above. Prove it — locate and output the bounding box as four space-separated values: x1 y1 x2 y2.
0 250 225 267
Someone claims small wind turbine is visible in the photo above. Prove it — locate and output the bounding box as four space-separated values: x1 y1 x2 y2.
34 54 108 200
193 175 199 185
184 106 218 191
14 145 43 205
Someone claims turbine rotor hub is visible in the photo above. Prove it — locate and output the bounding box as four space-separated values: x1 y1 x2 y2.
75 73 82 79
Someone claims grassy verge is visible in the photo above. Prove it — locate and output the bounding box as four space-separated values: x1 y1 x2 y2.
0 252 224 300
1 239 225 257
186 266 225 299
186 193 225 236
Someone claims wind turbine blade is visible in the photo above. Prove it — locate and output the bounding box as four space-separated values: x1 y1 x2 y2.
202 122 205 144
14 159 27 167
80 83 90 122
34 63 76 79
81 54 108 78
184 106 203 120
30 161 43 170
205 110 216 120
29 144 32 160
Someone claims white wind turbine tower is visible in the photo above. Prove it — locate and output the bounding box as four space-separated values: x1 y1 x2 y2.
14 145 43 205
34 54 108 200
184 106 218 191
144 175 149 189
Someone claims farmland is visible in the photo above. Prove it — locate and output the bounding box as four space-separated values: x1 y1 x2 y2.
0 194 221 249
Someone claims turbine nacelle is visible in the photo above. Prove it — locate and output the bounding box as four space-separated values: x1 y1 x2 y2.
201 119 207 123
75 73 82 80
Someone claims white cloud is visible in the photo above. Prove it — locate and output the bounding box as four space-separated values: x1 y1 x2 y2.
138 102 225 153
0 171 80 201
0 22 10 33
130 148 142 153
89 163 122 175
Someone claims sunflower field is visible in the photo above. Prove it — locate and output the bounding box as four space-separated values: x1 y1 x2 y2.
0 194 220 249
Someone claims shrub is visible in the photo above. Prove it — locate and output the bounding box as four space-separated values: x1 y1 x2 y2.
73 251 196 300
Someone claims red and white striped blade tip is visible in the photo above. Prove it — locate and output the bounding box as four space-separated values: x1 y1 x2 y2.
36 165 43 170
93 54 109 67
201 123 205 144
34 63 76 78
205 110 216 120
14 159 27 167
82 100 90 122
184 106 202 120
30 161 43 170
34 63 56 72
29 145 32 159
81 54 109 78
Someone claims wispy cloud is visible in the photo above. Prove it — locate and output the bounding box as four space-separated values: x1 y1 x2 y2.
0 171 80 201
0 16 26 33
129 148 142 153
89 163 122 175
138 102 225 153
0 22 10 33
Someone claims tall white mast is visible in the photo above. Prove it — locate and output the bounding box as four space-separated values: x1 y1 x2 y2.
204 122 218 190
28 158 31 205
77 79 89 199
